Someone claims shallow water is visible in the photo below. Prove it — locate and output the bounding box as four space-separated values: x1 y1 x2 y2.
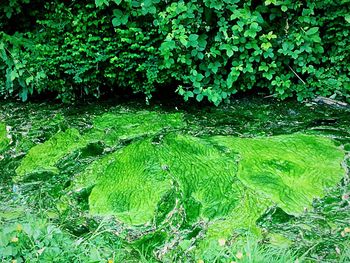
0 97 349 262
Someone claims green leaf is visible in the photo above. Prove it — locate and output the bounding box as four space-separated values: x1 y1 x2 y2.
189 34 199 42
196 94 204 102
179 35 188 46
188 34 199 47
19 87 28 102
112 9 129 26
198 35 207 50
306 27 319 36
95 0 108 7
244 29 257 38
10 70 18 81
25 76 34 85
281 5 288 12
208 62 221 74
345 14 350 23
261 42 272 51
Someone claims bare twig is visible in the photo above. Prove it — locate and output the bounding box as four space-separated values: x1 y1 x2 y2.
288 65 306 85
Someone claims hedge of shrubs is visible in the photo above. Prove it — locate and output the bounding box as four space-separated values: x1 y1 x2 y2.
1 0 349 104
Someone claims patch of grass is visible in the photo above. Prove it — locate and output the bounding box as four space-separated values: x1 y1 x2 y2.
194 236 300 263
0 216 125 262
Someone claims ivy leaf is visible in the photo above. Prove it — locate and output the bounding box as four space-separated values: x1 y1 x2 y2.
184 91 194 101
25 76 34 85
198 35 208 50
10 70 18 81
179 35 188 46
261 42 272 51
208 61 221 74
227 68 240 88
189 34 199 42
244 24 259 38
264 0 277 5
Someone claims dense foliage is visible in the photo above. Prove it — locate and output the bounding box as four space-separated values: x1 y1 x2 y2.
1 0 349 104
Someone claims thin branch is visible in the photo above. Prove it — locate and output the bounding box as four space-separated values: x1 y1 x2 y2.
288 65 306 85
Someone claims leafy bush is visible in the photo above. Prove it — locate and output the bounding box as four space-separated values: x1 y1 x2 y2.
0 0 349 104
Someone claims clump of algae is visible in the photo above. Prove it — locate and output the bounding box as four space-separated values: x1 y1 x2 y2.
15 111 184 178
15 110 346 253
0 123 10 153
75 133 345 248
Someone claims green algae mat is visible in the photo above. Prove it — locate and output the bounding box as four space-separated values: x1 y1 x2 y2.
15 111 184 177
13 111 346 252
1 99 350 262
0 123 9 153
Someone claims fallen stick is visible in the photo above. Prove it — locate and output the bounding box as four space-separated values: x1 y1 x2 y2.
312 96 349 109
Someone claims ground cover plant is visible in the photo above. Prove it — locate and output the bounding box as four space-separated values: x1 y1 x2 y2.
0 98 349 262
0 0 349 104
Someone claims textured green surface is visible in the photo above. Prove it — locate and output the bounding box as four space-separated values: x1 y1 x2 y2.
15 128 85 176
77 133 345 244
87 134 240 225
12 108 346 254
211 134 345 215
0 123 9 153
86 111 184 146
89 139 172 225
1 99 349 262
15 112 184 178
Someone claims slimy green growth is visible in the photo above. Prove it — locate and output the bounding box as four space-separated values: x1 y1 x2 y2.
14 110 346 252
16 111 184 178
75 133 345 246
0 123 9 153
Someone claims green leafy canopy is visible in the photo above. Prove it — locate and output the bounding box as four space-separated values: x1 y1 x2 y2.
0 0 349 104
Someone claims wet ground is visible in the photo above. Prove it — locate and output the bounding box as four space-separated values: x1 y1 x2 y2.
0 97 349 262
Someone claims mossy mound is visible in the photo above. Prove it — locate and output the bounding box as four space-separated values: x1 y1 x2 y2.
15 109 346 252
0 123 9 153
87 111 184 146
16 128 85 176
74 133 345 247
85 135 240 225
15 111 184 178
211 134 345 215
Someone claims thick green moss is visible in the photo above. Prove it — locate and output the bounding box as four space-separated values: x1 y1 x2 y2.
89 139 173 225
16 112 184 178
86 111 185 146
15 108 345 250
0 123 9 153
211 134 345 215
87 135 240 225
202 134 345 250
76 133 345 246
15 128 85 176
